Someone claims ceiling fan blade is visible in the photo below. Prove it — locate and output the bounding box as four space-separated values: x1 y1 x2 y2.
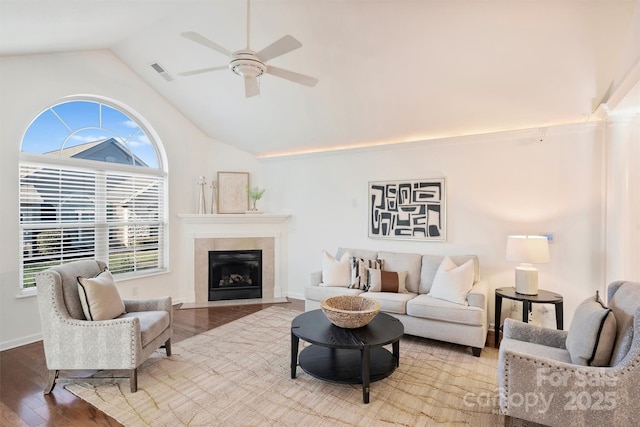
266 65 318 87
178 65 228 76
244 77 260 98
180 31 233 57
256 35 302 61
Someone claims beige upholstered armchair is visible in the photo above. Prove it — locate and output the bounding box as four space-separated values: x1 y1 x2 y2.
498 281 640 427
36 260 173 393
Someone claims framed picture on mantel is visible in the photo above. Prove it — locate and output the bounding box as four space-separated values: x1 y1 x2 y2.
217 172 249 213
368 178 446 242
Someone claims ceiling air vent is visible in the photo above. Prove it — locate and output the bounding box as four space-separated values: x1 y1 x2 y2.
151 62 174 82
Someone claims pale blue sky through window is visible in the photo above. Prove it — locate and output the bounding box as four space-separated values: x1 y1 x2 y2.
22 100 159 168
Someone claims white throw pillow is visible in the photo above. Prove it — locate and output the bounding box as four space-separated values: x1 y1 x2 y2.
428 257 474 305
319 250 351 287
77 270 126 321
367 269 408 293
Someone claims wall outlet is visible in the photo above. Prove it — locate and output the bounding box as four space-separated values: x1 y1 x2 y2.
131 286 138 297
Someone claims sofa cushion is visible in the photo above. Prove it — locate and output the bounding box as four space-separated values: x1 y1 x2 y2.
406 294 485 326
305 284 365 301
565 292 617 366
377 251 422 294
367 269 407 293
118 311 170 347
420 255 479 294
336 247 378 260
363 291 417 314
77 270 126 321
428 257 474 305
320 250 351 287
349 257 382 290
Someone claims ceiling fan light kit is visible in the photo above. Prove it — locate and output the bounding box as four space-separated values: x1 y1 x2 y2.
178 0 317 98
230 52 266 79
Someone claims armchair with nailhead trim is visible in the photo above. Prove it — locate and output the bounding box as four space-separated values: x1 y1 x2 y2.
36 259 172 393
497 281 640 426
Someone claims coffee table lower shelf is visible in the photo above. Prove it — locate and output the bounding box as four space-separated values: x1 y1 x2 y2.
299 345 398 385
290 310 403 404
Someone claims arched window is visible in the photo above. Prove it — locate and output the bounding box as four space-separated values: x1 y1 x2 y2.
19 97 167 289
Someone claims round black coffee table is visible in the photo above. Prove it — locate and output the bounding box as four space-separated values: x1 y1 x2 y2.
290 309 404 404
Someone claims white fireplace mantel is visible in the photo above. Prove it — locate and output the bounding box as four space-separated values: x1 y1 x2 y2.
176 213 291 304
177 213 291 225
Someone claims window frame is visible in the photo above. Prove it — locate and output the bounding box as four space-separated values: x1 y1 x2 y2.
18 96 169 294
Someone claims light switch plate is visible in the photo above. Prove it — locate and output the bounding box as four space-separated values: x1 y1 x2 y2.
541 233 554 243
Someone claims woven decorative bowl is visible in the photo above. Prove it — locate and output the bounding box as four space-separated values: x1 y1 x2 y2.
320 295 381 328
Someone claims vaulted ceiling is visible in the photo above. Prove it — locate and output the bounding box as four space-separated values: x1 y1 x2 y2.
1 0 638 157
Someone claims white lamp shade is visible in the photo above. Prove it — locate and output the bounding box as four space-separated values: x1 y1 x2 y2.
506 235 550 264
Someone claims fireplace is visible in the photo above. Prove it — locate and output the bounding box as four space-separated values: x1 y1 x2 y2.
209 250 262 301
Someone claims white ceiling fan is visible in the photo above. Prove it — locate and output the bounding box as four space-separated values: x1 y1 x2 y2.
178 0 318 98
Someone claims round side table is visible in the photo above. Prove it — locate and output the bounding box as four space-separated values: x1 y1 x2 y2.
494 287 563 347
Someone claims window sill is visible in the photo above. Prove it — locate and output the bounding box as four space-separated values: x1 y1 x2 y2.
15 287 37 299
112 268 170 282
15 268 171 299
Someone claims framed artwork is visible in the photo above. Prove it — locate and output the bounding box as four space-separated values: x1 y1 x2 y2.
368 178 446 241
217 172 249 213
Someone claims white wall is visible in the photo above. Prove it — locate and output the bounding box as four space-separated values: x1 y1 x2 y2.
0 50 260 350
605 115 640 283
261 123 606 330
0 49 634 351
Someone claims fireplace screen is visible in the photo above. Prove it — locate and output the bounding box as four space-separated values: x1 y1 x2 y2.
208 250 262 301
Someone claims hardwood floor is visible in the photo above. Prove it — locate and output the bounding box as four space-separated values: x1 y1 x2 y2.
0 299 305 427
1 299 496 426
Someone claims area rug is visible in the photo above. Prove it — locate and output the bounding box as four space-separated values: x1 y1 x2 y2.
66 306 508 426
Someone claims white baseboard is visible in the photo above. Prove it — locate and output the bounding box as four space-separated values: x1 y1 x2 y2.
172 296 190 305
0 332 42 352
286 291 305 301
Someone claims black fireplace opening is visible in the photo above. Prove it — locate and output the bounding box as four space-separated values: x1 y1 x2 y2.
209 250 262 301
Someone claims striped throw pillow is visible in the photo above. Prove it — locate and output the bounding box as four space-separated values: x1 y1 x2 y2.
349 257 383 290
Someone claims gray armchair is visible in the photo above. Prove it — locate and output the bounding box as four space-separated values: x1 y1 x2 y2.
36 260 173 393
498 281 640 426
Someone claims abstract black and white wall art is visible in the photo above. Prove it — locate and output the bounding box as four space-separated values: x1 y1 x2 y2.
368 179 446 241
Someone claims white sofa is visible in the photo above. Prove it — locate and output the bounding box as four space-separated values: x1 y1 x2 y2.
305 248 489 356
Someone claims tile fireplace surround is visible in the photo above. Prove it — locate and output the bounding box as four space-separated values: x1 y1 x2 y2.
177 214 290 306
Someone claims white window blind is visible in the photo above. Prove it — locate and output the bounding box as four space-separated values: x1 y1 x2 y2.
20 162 165 287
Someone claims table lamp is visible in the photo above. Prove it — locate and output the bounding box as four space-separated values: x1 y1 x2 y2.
506 235 550 295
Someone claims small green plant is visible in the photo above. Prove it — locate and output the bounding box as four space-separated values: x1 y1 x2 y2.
247 186 266 201
247 186 266 211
